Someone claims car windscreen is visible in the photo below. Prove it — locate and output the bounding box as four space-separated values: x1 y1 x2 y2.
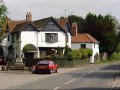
37 60 49 65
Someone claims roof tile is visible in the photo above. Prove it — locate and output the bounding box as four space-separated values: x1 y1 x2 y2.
71 33 99 43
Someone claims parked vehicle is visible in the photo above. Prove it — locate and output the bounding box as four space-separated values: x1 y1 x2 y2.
32 60 58 74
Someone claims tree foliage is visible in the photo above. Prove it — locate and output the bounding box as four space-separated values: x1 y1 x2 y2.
57 46 61 56
64 45 71 57
69 48 92 60
0 1 7 36
67 13 120 57
84 13 119 56
68 15 84 33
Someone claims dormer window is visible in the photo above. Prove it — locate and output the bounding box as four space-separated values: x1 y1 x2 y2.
45 33 58 43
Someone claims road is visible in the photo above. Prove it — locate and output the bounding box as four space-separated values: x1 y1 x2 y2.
2 62 120 90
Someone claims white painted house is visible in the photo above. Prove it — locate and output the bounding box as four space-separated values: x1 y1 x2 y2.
1 12 71 61
71 23 100 63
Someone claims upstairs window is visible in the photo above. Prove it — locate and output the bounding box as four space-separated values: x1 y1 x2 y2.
45 33 58 43
12 35 14 43
81 44 86 48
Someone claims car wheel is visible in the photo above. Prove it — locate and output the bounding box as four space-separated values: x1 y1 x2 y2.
55 69 58 73
32 70 39 74
49 69 53 74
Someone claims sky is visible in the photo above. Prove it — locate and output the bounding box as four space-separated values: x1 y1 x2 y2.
2 0 120 21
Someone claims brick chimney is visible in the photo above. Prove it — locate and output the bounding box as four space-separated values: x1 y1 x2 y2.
71 22 78 36
26 12 32 21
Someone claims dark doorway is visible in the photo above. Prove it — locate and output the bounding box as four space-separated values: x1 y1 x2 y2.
24 53 34 59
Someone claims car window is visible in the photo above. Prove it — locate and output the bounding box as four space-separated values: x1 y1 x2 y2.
49 61 54 65
37 60 49 65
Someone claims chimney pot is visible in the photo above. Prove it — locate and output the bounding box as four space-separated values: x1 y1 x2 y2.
26 12 32 21
71 22 78 36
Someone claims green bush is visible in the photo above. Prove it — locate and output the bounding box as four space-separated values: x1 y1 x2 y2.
69 48 92 60
110 52 120 60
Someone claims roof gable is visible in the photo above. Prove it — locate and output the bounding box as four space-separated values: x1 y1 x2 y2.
33 17 67 33
22 23 39 32
33 17 50 29
11 22 38 33
41 20 65 32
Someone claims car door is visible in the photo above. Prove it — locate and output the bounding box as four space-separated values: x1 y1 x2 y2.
50 61 56 70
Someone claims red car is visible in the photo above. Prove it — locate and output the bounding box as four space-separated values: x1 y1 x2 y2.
32 60 58 74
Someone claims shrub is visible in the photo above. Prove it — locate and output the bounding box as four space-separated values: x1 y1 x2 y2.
110 52 120 60
68 48 92 60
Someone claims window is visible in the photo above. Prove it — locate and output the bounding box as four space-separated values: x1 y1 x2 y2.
12 35 14 43
16 33 19 40
81 44 86 48
45 33 58 43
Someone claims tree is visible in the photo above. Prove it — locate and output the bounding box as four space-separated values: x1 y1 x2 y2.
61 13 120 57
57 46 61 56
0 1 7 36
68 15 85 33
64 45 71 57
82 13 120 57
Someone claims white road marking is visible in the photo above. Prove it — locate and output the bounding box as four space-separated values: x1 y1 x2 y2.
88 71 94 73
96 68 101 70
53 87 60 90
41 75 51 78
79 73 88 77
79 70 95 78
65 79 76 84
112 80 117 89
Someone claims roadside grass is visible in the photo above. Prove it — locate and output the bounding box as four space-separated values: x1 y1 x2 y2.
95 59 120 64
95 52 120 64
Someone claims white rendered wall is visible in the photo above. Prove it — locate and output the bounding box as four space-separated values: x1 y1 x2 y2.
21 31 38 51
2 34 11 47
38 32 66 48
71 43 93 50
67 33 71 48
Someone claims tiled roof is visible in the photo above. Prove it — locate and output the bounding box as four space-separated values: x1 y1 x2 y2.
57 18 71 33
57 18 67 28
71 33 99 43
33 17 67 33
8 17 67 34
33 17 51 29
8 20 28 32
12 21 30 33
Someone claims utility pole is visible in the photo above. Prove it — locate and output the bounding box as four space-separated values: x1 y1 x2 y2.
29 0 31 12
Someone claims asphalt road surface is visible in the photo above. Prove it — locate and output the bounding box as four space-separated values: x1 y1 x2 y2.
6 63 120 90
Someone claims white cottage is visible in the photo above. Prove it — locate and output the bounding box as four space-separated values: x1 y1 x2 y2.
2 12 71 60
71 23 100 63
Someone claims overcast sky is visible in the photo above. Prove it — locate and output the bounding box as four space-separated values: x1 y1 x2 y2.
3 0 120 21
